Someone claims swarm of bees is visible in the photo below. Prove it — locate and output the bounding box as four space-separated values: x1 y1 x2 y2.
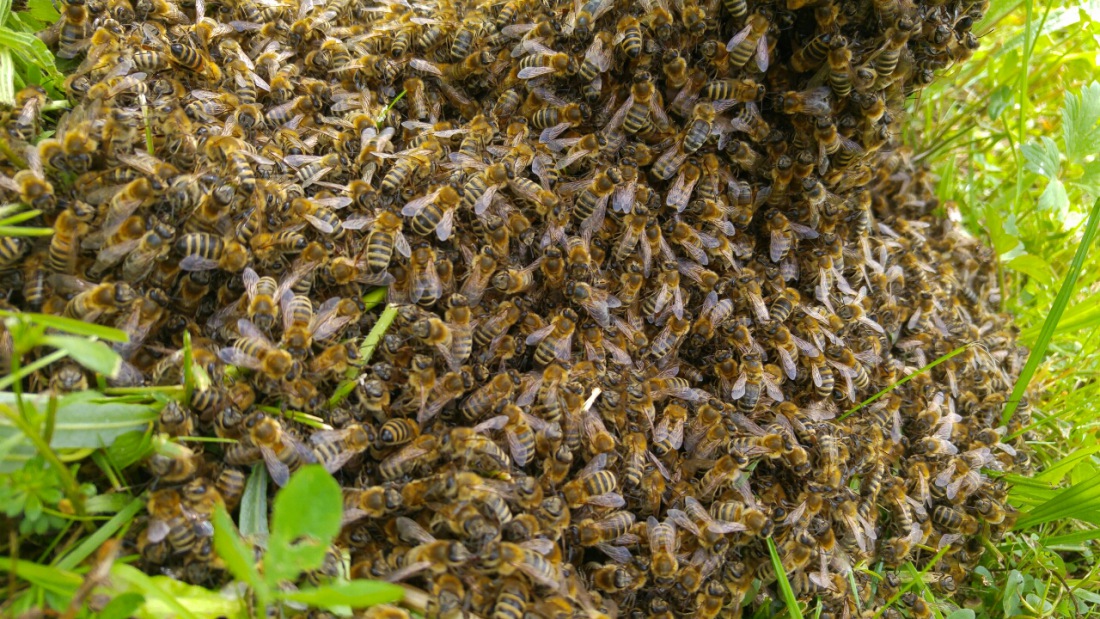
0 0 1026 613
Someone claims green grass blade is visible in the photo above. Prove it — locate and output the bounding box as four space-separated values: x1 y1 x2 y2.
360 304 398 365
1003 196 1100 425
767 536 803 619
240 463 269 540
54 495 144 569
840 344 971 421
1014 472 1100 529
873 546 952 618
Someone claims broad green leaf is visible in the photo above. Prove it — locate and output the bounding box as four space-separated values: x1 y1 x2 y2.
1022 136 1062 178
944 611 975 619
283 581 405 609
98 593 146 619
25 0 60 22
41 335 123 377
0 391 156 472
213 504 264 592
0 312 130 342
240 463 269 540
266 465 342 587
107 564 241 619
104 429 155 470
1063 82 1100 161
1007 254 1055 286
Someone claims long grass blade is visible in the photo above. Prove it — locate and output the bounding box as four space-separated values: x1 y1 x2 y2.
840 344 971 421
1003 196 1100 424
767 536 803 619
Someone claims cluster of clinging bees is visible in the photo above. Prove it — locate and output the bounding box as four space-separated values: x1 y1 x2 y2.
0 0 1031 612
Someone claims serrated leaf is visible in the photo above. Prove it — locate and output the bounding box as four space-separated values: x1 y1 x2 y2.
266 465 342 587
240 463 269 540
282 581 405 609
1064 82 1100 162
1022 136 1061 178
41 335 122 377
213 504 264 592
1037 178 1070 218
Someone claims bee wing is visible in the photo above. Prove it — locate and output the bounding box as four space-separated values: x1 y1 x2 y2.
769 230 789 263
586 492 626 508
580 195 609 242
217 346 262 370
513 62 559 80
395 516 436 544
179 254 220 271
342 214 372 230
242 267 260 301
755 34 770 72
473 414 509 434
92 239 142 274
538 122 572 145
584 36 612 71
594 542 633 564
259 446 291 487
749 291 769 322
504 430 530 467
435 207 455 241
763 375 785 402
729 372 747 399
726 22 753 51
777 348 798 380
401 188 443 217
653 144 688 181
408 57 443 76
524 323 556 346
810 363 826 388
667 508 700 536
473 184 500 216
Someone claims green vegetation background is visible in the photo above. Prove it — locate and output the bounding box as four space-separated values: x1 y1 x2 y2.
2 0 1100 615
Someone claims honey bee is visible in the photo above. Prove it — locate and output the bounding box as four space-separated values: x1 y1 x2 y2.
176 233 249 273
228 412 309 487
561 452 623 509
218 318 296 382
526 308 578 365
379 434 440 481
726 13 770 72
406 243 443 306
